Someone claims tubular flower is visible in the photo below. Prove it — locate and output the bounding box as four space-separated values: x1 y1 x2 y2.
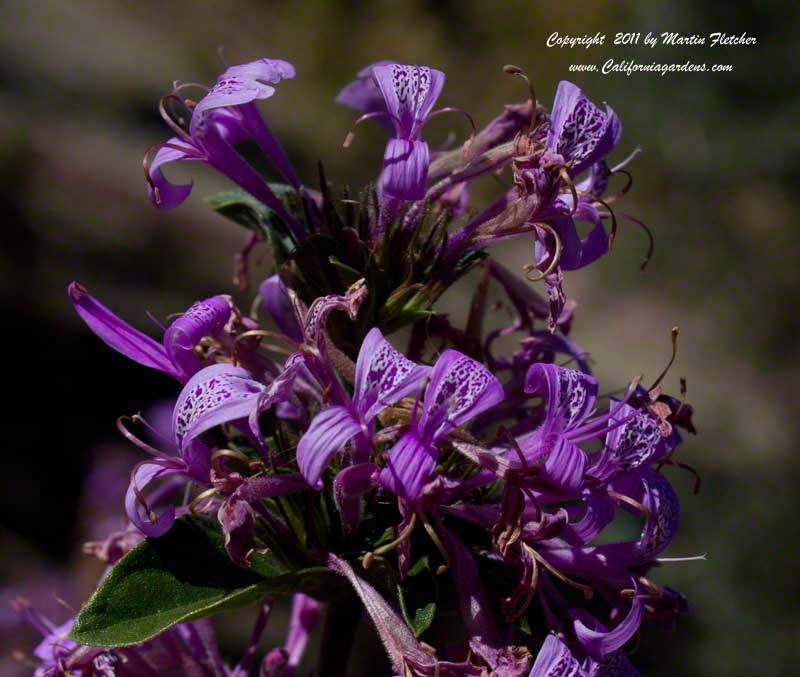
51 51 698 677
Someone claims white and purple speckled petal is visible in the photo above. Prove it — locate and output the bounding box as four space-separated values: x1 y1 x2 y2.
353 327 431 423
172 363 265 456
373 63 445 138
163 295 232 381
528 634 585 677
221 58 296 84
419 349 505 443
525 364 598 434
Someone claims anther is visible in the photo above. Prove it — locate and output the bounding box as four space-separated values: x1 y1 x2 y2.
503 64 537 131
649 326 679 390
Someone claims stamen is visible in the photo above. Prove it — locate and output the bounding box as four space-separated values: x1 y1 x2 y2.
211 448 255 476
613 209 655 272
663 459 702 494
234 329 299 354
505 543 540 622
418 510 451 575
499 425 528 471
117 416 173 460
529 548 593 599
649 327 679 390
593 196 618 250
503 64 537 132
129 459 177 525
523 222 563 281
158 94 194 141
363 513 418 569
342 111 402 148
142 140 202 206
188 487 221 514
656 554 707 563
607 490 655 522
426 107 477 157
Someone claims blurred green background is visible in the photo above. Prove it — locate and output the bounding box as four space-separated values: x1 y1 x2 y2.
1 1 797 675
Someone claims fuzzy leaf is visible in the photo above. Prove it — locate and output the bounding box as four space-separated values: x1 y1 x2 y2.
69 516 342 647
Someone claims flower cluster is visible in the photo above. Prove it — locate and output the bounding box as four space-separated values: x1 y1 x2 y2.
18 56 698 676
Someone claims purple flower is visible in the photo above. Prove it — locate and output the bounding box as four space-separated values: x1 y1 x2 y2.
547 81 621 177
297 327 429 489
145 58 305 238
259 274 303 343
126 363 266 537
341 63 445 200
69 282 232 383
529 633 640 676
380 349 504 502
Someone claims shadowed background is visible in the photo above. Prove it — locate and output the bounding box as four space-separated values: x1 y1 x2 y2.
1 1 797 675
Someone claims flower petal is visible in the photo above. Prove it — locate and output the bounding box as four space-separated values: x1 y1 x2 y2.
163 295 232 381
334 463 379 539
296 406 363 490
524 364 598 434
419 349 505 442
379 432 438 502
125 462 181 537
68 282 179 379
146 137 200 209
571 587 644 657
373 63 445 138
354 327 431 422
335 61 392 115
221 58 296 84
172 363 265 458
380 138 430 200
548 81 622 176
259 275 303 342
528 634 584 677
540 437 588 493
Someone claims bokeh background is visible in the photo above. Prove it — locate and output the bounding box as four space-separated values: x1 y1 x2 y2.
1 1 797 675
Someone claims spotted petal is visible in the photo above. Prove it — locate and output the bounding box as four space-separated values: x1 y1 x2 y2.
524 364 598 434
172 364 265 470
163 296 232 381
419 349 505 443
548 81 621 176
353 327 430 423
372 63 445 138
528 634 584 677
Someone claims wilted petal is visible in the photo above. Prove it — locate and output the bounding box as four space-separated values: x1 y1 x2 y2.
528 634 584 677
301 279 368 346
524 364 598 434
380 138 430 200
548 81 621 176
260 275 303 342
373 63 445 138
68 282 180 379
380 432 438 503
163 295 232 380
325 553 436 675
297 406 363 490
219 494 255 566
419 350 505 443
354 327 431 422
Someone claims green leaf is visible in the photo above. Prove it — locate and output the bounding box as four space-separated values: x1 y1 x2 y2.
397 555 437 637
69 516 342 647
205 187 271 235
